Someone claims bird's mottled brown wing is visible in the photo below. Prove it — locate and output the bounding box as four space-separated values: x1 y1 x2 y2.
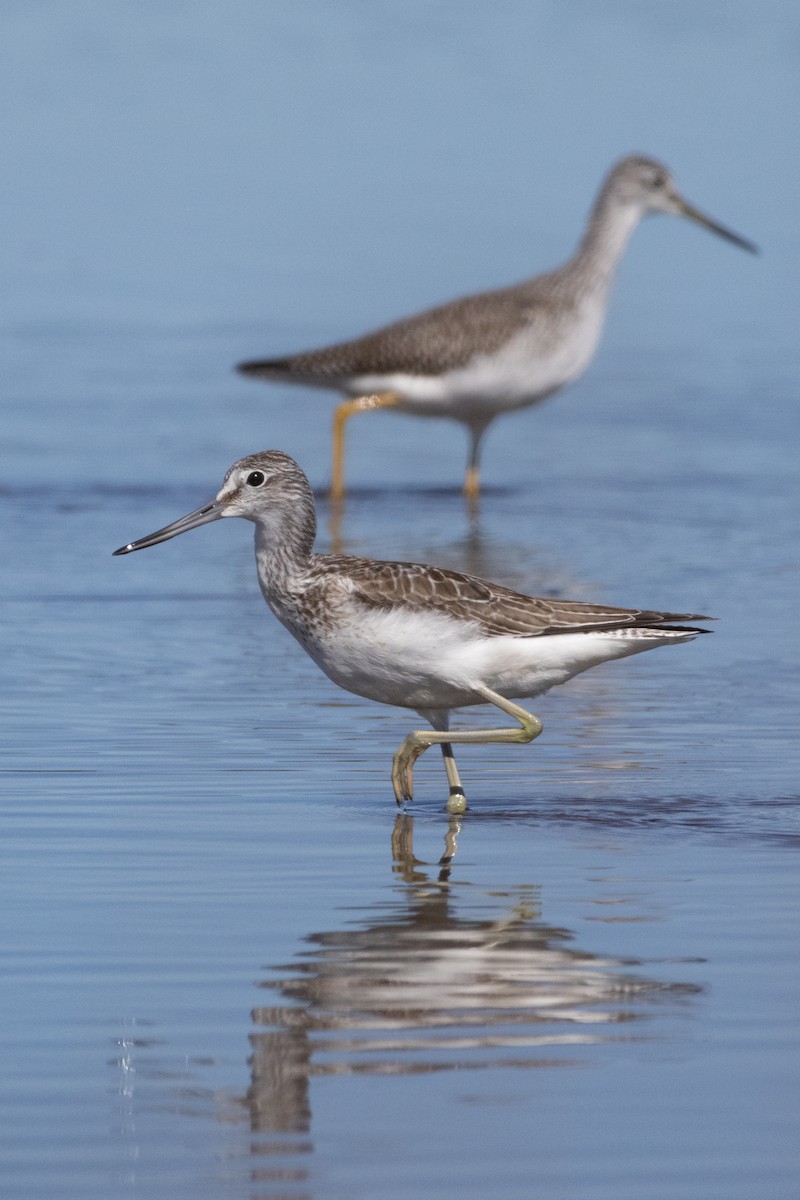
328 556 708 638
237 278 564 383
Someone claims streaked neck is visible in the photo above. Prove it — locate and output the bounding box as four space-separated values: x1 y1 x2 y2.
254 501 316 594
569 191 645 297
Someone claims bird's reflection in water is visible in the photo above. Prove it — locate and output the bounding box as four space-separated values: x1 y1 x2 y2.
325 488 493 566
323 487 584 601
241 815 702 1167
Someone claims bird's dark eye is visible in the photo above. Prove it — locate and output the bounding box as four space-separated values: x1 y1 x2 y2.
246 470 266 487
648 170 667 190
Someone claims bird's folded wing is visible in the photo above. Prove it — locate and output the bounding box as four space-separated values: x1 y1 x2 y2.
237 282 558 381
340 557 706 638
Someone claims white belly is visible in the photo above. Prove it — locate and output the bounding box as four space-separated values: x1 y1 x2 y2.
345 303 607 421
292 607 686 712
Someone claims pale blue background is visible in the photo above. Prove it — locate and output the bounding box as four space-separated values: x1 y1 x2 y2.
3 1 796 490
2 5 799 1199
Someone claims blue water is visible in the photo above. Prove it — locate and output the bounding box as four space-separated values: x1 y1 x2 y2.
2 3 799 1198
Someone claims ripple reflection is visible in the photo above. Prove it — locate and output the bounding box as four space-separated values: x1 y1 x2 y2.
243 816 703 1144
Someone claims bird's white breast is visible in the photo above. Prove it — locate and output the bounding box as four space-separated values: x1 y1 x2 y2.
345 298 608 421
289 602 685 712
299 606 479 708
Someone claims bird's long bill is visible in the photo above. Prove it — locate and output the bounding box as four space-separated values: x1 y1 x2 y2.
677 197 758 254
113 500 224 555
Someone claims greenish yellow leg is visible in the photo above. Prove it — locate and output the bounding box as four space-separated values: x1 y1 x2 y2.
331 391 399 501
390 684 544 806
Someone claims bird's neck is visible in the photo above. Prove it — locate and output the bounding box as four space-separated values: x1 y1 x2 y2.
254 505 316 601
569 190 645 298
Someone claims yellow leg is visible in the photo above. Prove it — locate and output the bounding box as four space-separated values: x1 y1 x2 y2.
463 464 481 504
330 392 399 501
463 423 488 503
391 684 544 806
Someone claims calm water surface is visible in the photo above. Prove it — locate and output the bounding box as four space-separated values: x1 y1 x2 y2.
2 4 800 1199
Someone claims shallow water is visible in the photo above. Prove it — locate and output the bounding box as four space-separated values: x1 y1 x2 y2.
3 4 800 1199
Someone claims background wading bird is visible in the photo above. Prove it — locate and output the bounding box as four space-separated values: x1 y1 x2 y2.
114 452 711 811
237 156 756 501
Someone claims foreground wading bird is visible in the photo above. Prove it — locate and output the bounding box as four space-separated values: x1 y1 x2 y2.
237 156 756 501
114 452 711 811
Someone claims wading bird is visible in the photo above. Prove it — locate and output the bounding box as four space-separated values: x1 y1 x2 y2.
115 452 710 811
237 156 756 500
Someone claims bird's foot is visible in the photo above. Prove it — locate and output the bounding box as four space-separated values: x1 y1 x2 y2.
391 731 431 805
